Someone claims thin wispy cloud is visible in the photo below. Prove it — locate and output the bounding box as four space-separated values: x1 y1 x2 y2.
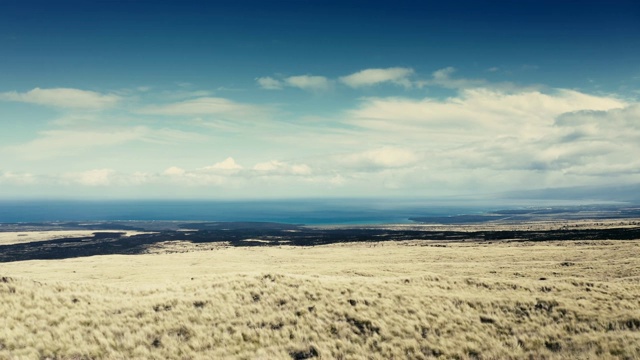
256 77 283 90
253 160 312 176
259 68 414 91
335 147 420 170
0 171 37 185
1 68 638 198
2 128 148 160
256 75 330 91
340 67 414 88
0 88 120 109
1 126 204 160
284 75 331 91
415 67 487 89
347 88 625 134
138 97 268 118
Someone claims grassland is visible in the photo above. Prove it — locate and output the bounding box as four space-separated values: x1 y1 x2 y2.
1 236 640 359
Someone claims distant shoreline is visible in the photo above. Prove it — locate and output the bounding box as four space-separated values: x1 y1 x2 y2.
1 200 639 225
2 216 640 263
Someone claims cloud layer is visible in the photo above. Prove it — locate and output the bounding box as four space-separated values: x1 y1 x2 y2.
138 97 268 119
2 66 639 199
0 88 120 109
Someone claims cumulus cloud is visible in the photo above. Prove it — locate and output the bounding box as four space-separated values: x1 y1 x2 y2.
284 75 330 91
163 166 186 176
253 160 312 175
4 70 639 198
547 105 640 176
339 67 414 88
0 87 120 109
256 76 283 90
201 157 243 171
555 105 640 140
67 169 114 186
336 86 637 190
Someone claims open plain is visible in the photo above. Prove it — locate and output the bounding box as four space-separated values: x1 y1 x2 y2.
1 221 640 359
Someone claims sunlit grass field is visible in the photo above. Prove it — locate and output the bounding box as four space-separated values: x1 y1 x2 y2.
1 239 639 359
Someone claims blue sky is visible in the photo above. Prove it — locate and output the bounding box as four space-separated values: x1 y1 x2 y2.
1 0 639 199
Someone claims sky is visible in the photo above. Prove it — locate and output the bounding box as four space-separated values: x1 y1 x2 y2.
0 0 639 199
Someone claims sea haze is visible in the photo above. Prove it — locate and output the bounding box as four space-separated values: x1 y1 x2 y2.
0 199 617 225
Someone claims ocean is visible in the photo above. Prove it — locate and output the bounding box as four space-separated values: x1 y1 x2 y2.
0 199 500 225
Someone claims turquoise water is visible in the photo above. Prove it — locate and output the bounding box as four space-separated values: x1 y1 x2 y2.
0 199 496 225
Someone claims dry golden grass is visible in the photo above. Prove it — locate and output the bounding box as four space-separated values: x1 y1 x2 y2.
1 239 640 359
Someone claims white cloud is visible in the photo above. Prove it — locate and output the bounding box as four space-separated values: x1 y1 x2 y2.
253 160 312 175
290 164 312 176
335 87 636 191
201 157 243 171
336 147 420 170
260 68 413 91
67 169 114 186
256 75 330 91
284 75 330 91
253 161 282 171
57 169 155 187
547 105 640 176
163 166 186 176
555 105 640 140
339 67 414 88
3 71 639 198
2 128 147 160
160 171 227 187
415 67 486 89
127 171 153 185
256 77 283 90
138 97 268 119
0 88 120 109
348 88 626 137
0 171 37 185
1 127 201 160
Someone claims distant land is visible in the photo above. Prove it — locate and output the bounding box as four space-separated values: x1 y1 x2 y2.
409 205 640 224
2 204 640 263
